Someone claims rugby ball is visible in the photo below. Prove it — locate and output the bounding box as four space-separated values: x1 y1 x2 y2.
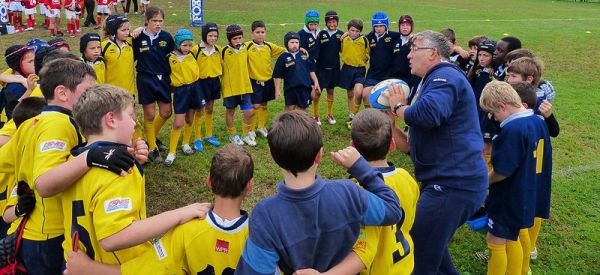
369 79 410 109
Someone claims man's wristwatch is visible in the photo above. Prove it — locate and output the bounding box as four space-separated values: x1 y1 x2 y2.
393 102 406 116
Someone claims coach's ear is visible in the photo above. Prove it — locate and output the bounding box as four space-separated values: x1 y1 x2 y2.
314 147 324 165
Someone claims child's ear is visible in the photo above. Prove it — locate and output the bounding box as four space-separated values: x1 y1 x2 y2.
526 75 534 84
104 112 118 129
54 85 69 103
314 147 324 165
522 102 529 109
390 137 396 152
244 178 253 195
206 173 212 189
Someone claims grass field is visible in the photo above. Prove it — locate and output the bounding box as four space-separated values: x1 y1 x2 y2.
2 0 600 273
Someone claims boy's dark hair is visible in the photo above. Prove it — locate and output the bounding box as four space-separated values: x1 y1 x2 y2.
145 6 164 23
510 82 537 110
268 111 323 177
505 48 535 64
12 97 47 127
209 144 254 198
347 19 363 32
39 58 96 101
500 36 522 52
43 51 80 64
440 28 456 44
468 35 488 48
351 109 392 161
251 20 266 32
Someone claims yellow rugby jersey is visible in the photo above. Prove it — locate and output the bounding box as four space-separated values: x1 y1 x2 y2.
0 119 17 137
0 173 10 221
0 106 83 240
221 44 252 98
353 166 419 275
168 52 200 87
0 68 14 88
192 43 222 79
82 57 107 84
102 38 136 95
341 35 370 68
61 145 149 265
120 211 249 275
3 173 22 235
245 41 285 81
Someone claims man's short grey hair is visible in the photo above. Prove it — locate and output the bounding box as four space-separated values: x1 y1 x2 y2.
411 30 453 61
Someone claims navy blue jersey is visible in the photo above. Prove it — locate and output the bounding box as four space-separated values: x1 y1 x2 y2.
316 29 343 69
470 68 496 138
273 51 315 91
391 36 411 79
132 30 175 75
366 31 400 82
298 27 320 63
489 111 544 229
450 53 471 73
534 117 553 219
2 83 27 119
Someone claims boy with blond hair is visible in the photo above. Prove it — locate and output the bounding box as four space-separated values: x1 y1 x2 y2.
64 144 253 275
479 80 550 275
62 85 210 266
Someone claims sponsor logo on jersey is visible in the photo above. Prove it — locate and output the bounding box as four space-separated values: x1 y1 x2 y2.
104 198 132 213
159 41 167 47
432 78 447 82
215 239 229 254
152 238 167 260
40 139 67 152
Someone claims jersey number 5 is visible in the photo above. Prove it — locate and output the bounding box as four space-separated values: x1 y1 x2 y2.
71 200 95 259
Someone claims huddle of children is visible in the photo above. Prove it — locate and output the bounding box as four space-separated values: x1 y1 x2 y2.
0 7 560 275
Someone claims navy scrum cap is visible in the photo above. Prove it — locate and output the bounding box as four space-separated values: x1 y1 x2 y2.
202 22 218 43
284 32 300 48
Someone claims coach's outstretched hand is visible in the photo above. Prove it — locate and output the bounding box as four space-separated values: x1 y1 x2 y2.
331 146 361 169
87 145 135 176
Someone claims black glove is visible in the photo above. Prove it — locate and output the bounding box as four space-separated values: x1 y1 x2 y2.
15 181 35 217
86 145 135 175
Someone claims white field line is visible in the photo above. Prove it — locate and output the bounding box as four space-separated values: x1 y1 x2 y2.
553 162 600 178
231 17 600 27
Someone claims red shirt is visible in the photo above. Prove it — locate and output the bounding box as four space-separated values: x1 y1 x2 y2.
23 0 38 9
45 0 61 9
97 0 109 5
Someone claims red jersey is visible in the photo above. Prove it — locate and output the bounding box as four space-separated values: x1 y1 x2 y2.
23 0 38 9
97 0 109 5
63 0 78 10
45 0 61 9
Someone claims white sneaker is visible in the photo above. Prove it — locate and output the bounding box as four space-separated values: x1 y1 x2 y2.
164 153 176 166
249 131 256 138
229 134 244 145
242 134 257 146
530 247 538 260
181 144 194 155
314 117 322 126
257 128 268 138
327 115 336 125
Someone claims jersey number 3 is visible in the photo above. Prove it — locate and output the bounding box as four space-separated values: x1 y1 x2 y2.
392 210 411 264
